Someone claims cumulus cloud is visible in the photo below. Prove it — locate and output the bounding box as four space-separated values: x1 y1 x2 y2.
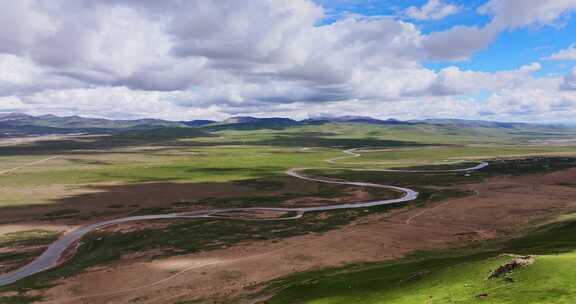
485 76 576 118
12 86 225 120
423 25 499 61
427 63 541 95
405 0 459 21
0 54 83 95
478 0 576 29
545 45 576 61
561 68 576 90
0 0 575 122
166 0 322 62
0 1 58 54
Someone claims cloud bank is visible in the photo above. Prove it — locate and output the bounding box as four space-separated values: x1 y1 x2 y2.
0 0 575 122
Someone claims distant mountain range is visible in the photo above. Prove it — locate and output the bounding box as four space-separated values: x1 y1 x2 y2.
304 116 415 125
0 112 184 129
0 112 572 136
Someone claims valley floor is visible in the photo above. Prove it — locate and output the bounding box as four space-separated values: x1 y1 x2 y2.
2 124 576 304
22 168 576 303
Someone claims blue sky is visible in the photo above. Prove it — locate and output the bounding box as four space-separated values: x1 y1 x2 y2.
319 0 575 75
424 10 576 77
317 0 489 27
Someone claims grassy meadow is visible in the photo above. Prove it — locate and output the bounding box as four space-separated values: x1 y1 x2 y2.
266 212 576 304
1 123 576 206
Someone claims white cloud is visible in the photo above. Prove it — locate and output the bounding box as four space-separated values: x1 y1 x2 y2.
0 54 83 95
478 0 576 29
427 63 541 95
477 74 576 123
166 0 323 63
0 0 574 123
0 55 41 85
545 45 576 61
0 96 29 113
405 0 459 21
0 0 58 54
561 68 576 90
423 25 499 61
16 86 226 120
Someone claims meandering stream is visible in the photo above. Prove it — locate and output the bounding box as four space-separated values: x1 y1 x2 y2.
0 148 488 286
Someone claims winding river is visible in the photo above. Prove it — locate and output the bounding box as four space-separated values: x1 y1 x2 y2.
0 148 488 286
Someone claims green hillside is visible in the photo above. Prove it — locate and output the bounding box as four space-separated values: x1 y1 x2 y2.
267 215 576 304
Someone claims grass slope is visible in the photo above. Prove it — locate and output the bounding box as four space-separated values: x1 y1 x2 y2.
266 214 576 304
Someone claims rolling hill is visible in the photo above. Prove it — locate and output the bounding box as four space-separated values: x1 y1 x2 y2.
1 113 575 140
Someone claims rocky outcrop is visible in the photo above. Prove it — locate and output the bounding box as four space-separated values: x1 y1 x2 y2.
489 255 535 279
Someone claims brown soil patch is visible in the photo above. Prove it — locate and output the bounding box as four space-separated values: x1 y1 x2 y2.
0 177 319 232
23 168 576 303
98 220 176 234
284 188 372 207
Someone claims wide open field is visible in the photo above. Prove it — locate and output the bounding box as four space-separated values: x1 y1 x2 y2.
20 163 576 304
1 124 576 303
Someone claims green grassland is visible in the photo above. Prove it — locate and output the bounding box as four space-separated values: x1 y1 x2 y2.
250 123 576 145
265 213 576 304
0 230 59 248
306 157 576 191
0 146 338 188
1 123 575 199
334 145 576 169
